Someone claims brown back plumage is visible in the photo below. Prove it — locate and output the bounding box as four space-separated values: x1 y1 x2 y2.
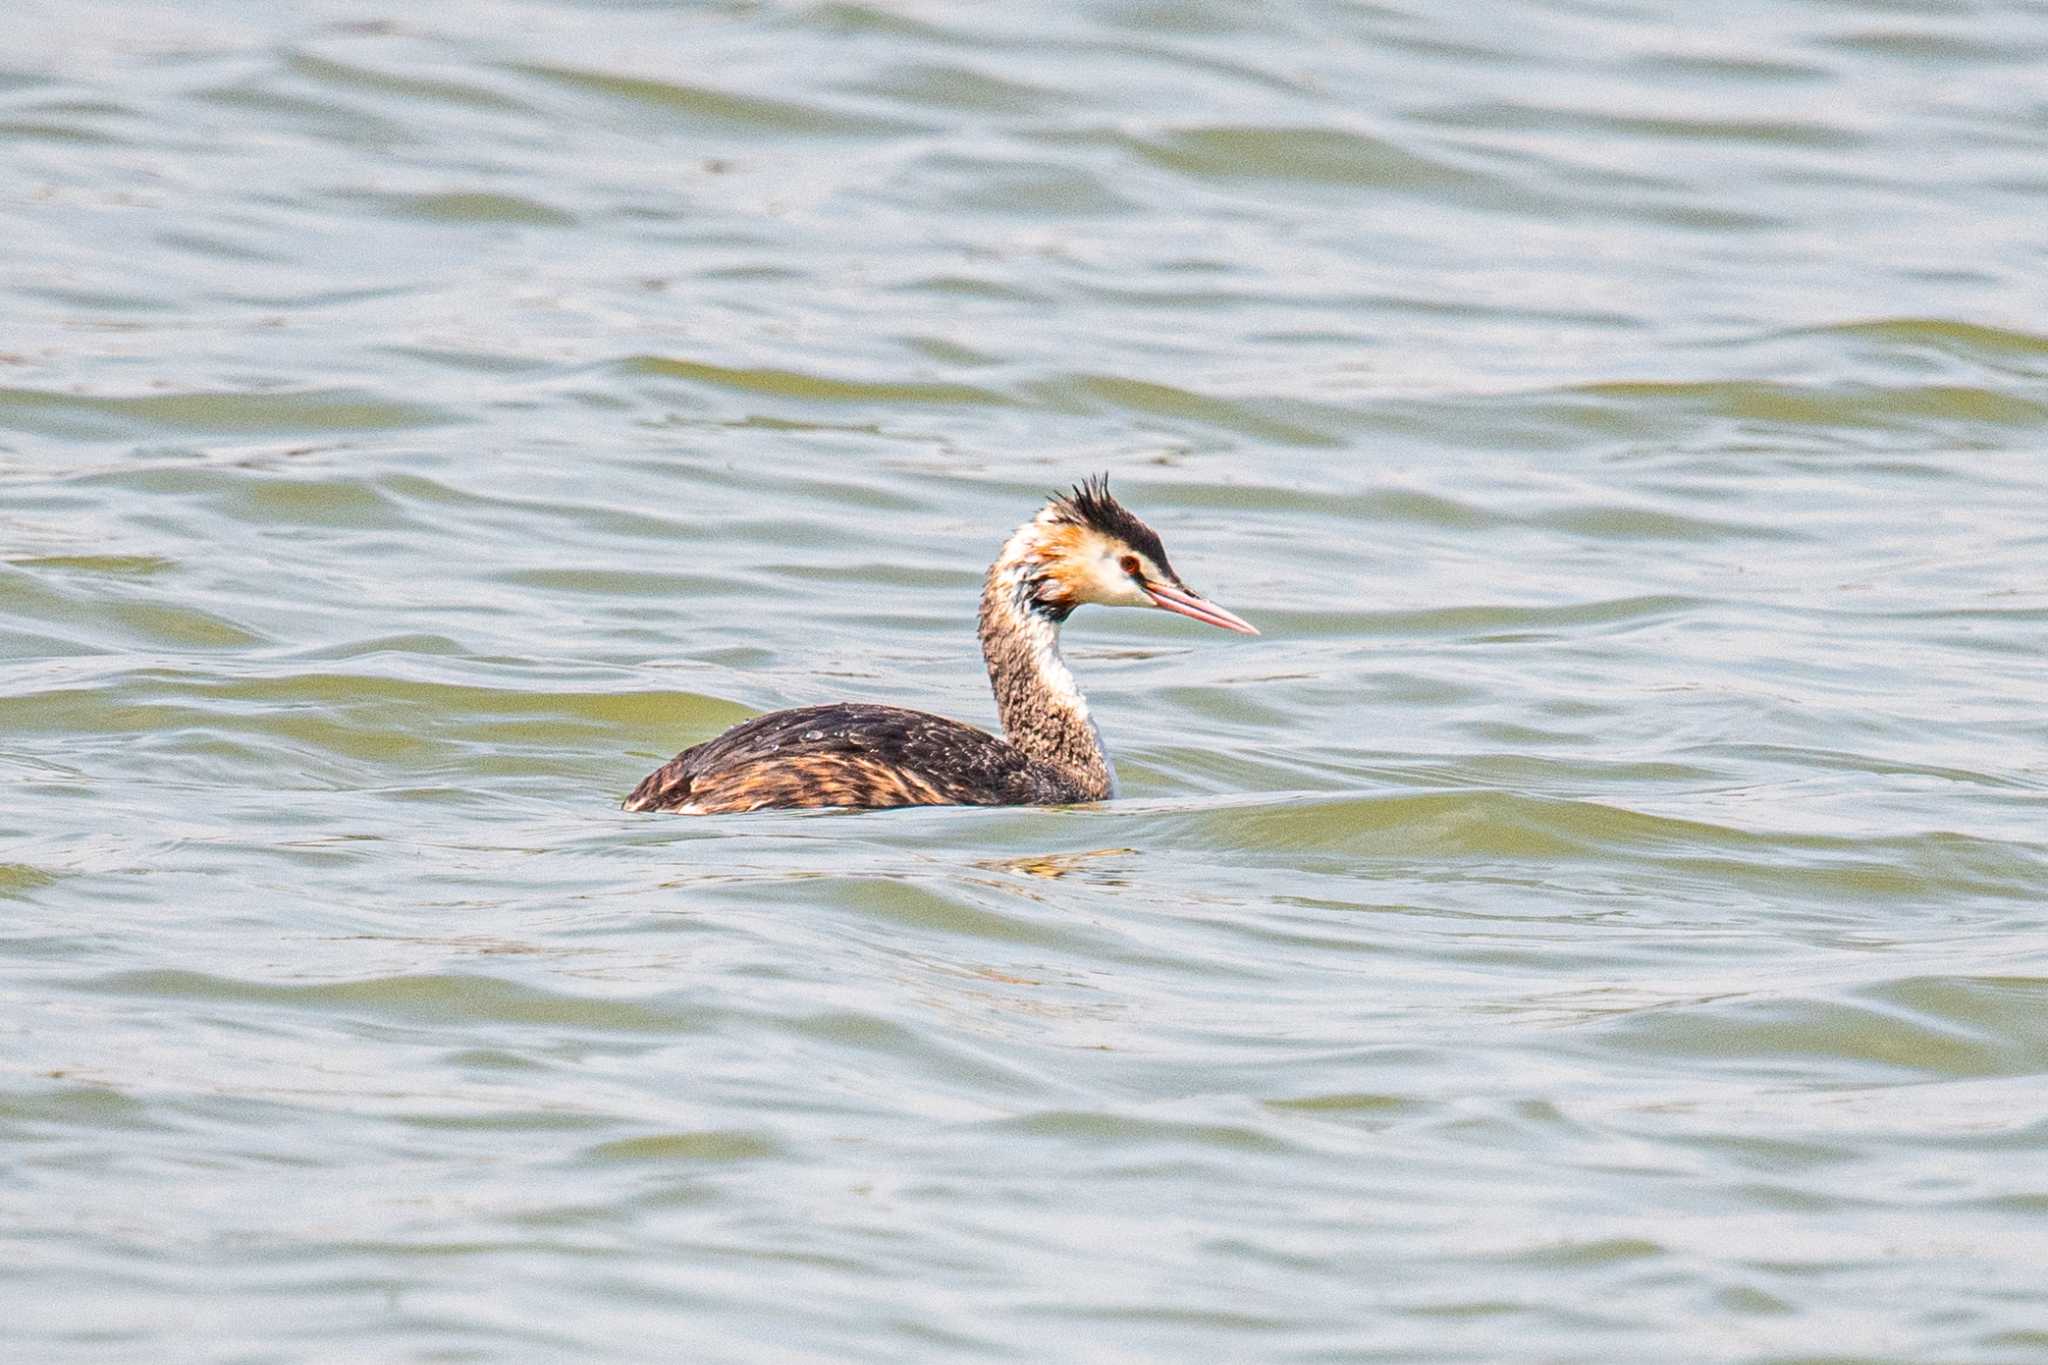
621 702 1093 814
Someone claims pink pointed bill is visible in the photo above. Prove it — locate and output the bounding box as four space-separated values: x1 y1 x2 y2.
1143 579 1259 635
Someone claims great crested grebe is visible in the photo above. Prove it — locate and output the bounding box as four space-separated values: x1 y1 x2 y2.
623 477 1257 815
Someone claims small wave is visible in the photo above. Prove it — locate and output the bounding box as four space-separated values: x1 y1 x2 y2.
0 385 456 442
76 968 713 1035
511 61 925 137
624 355 1006 407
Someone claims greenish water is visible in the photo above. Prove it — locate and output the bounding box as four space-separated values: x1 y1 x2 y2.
5 1 2048 1359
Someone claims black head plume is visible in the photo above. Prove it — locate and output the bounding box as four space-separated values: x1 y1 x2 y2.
1047 475 1175 577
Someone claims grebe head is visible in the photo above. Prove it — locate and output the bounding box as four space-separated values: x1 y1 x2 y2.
1008 476 1258 635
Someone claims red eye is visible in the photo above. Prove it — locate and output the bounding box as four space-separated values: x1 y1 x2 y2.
1120 554 1141 577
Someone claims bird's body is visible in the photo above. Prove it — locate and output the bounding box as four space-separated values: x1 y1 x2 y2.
621 702 1094 814
623 478 1255 816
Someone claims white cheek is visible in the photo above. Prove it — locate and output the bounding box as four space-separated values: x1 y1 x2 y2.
1086 555 1152 606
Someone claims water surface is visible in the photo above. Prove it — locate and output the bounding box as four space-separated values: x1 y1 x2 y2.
4 1 2048 1359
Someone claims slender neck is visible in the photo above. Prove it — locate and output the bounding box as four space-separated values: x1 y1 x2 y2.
978 538 1114 800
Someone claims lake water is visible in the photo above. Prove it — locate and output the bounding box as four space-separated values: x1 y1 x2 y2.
4 1 2047 1359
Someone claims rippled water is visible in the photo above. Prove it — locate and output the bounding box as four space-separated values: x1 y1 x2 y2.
6 1 2048 1358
